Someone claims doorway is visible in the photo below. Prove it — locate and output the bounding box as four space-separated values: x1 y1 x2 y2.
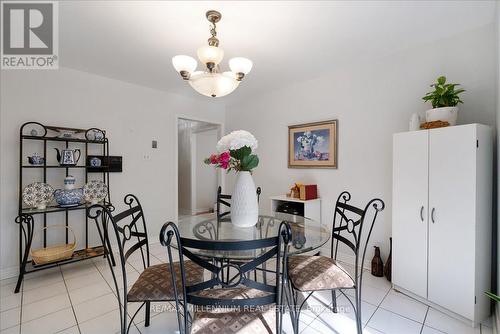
177 118 221 217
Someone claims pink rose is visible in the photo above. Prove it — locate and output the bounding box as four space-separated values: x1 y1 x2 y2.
218 151 231 163
220 161 229 169
209 154 218 164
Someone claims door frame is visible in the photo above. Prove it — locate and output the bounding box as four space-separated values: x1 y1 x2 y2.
174 115 224 222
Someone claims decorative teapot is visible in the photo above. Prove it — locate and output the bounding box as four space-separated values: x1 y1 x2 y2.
27 153 44 165
54 148 81 166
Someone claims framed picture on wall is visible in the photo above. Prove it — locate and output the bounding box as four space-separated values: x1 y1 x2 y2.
288 120 338 168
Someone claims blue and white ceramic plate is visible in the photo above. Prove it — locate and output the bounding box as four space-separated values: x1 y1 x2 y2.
83 180 108 204
22 182 54 209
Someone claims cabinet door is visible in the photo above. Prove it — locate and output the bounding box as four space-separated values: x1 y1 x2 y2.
428 125 476 319
392 131 429 298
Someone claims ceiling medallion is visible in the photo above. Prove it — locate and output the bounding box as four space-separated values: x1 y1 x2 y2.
172 10 252 98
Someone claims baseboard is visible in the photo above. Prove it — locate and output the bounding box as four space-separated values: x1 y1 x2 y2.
1 266 19 280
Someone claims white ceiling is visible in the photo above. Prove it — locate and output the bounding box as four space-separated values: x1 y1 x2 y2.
59 1 497 103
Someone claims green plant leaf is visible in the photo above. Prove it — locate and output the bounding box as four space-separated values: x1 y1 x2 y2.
241 154 259 171
485 292 500 303
230 146 251 161
422 76 465 107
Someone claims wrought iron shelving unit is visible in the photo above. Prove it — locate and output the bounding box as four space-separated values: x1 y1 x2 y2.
14 122 114 293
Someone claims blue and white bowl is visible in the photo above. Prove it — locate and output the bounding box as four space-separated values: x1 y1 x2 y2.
54 188 84 207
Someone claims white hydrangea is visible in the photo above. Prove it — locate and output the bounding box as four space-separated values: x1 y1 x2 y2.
216 130 258 152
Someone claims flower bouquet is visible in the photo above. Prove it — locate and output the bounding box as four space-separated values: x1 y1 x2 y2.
204 130 260 227
204 130 259 172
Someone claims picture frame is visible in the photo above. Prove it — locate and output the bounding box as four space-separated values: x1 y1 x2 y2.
288 120 338 168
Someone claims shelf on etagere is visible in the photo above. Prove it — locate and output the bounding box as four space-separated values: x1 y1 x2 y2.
20 201 108 215
21 135 108 144
26 246 106 271
22 165 109 169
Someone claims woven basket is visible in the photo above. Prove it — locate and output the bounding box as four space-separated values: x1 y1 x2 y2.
31 225 76 265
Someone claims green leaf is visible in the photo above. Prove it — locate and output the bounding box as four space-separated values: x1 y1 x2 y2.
485 292 500 303
241 154 259 171
437 76 446 85
230 146 251 160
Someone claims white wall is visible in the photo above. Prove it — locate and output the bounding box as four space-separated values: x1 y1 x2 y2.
225 23 498 261
0 67 225 278
194 129 219 213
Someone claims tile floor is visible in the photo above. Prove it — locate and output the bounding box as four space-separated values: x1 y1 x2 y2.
0 242 494 334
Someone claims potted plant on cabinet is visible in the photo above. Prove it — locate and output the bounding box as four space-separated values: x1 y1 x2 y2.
422 76 465 126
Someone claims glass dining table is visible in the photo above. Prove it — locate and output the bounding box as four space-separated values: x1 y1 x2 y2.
176 212 330 260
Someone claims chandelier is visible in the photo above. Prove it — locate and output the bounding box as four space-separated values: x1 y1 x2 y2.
172 10 253 98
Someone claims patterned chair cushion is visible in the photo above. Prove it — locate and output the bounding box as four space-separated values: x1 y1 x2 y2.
288 255 354 292
127 261 204 302
191 288 276 334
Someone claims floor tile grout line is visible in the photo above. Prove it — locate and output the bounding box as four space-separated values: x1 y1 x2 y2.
364 285 391 330
19 266 79 332
16 266 69 329
89 256 144 333
419 306 429 334
376 303 428 325
61 263 86 334
18 278 68 307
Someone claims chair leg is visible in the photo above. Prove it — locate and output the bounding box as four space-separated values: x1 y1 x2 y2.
355 289 362 334
331 290 338 313
145 301 151 327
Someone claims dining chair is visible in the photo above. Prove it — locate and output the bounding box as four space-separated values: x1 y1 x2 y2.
159 220 292 334
216 185 262 222
87 194 204 334
286 191 385 334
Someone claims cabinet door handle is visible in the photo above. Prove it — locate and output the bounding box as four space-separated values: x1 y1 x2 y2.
431 208 435 223
420 206 424 222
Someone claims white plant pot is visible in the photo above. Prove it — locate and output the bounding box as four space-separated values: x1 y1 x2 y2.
231 171 258 227
425 106 458 126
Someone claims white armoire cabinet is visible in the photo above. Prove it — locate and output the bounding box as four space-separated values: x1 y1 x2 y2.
392 124 492 326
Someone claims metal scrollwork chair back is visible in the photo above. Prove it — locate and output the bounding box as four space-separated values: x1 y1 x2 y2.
87 194 151 334
286 191 385 334
160 221 292 334
331 191 385 283
330 191 385 333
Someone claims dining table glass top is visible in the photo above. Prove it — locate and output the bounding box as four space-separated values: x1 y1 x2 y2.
176 213 330 260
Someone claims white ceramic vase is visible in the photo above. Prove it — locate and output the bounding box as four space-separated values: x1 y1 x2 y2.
409 113 421 131
231 171 258 227
425 106 458 126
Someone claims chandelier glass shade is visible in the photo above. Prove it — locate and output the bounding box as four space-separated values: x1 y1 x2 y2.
172 10 252 98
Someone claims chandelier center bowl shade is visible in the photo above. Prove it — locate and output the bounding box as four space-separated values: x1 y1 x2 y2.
172 10 252 98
